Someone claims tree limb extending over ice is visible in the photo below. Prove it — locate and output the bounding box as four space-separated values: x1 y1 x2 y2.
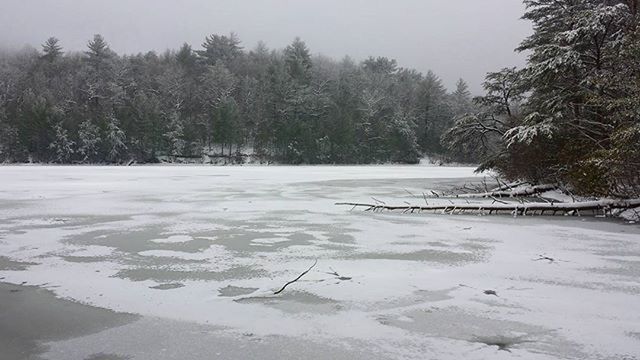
336 198 640 217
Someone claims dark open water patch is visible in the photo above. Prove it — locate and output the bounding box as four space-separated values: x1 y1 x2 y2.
114 265 267 282
0 256 38 271
0 282 138 360
218 285 259 297
348 248 487 265
84 353 132 360
150 283 185 290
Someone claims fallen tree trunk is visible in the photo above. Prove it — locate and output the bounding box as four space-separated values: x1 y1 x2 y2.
336 198 640 216
489 181 528 192
457 184 559 198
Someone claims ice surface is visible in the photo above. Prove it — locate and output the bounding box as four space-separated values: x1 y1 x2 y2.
0 165 639 359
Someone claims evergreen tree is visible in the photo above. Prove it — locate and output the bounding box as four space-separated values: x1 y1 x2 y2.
164 111 185 156
78 120 101 162
451 79 473 115
417 71 451 154
197 33 243 68
105 115 127 162
49 121 75 163
284 38 312 84
85 34 112 66
41 37 63 62
176 43 197 70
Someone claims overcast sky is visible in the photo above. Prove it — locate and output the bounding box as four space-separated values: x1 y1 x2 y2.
0 0 532 93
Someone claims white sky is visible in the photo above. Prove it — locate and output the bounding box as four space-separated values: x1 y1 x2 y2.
0 0 532 93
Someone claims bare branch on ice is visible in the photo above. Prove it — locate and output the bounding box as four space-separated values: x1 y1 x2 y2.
274 259 318 295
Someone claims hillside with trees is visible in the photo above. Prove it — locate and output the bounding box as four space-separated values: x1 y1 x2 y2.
0 35 473 165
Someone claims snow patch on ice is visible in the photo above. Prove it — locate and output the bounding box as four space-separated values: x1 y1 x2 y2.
150 235 194 244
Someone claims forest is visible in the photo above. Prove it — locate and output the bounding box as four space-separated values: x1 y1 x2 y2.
0 0 639 198
0 34 473 166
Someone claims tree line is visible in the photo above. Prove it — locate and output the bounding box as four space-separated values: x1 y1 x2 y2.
0 34 474 164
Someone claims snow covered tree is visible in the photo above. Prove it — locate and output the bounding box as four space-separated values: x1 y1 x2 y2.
41 37 63 62
444 0 640 195
388 110 420 163
82 34 118 125
450 79 474 116
176 43 197 71
104 116 127 162
49 122 75 163
417 71 453 154
199 62 237 150
85 34 113 69
197 33 243 69
77 120 101 162
513 0 639 194
284 38 312 84
0 73 22 161
213 98 241 156
164 111 185 156
443 68 524 165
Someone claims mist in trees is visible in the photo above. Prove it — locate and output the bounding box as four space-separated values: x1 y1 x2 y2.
0 33 473 165
444 0 640 197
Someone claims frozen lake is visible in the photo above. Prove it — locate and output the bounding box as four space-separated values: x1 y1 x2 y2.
0 166 639 360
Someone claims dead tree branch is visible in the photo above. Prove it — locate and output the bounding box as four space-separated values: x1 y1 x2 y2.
534 255 556 263
274 259 318 295
457 184 559 198
490 180 528 192
325 267 352 281
336 198 640 217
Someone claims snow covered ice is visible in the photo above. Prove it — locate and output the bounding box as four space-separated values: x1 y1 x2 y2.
0 165 639 360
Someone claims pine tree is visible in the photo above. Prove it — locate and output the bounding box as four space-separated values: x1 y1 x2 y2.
49 122 75 163
417 71 451 154
105 116 127 162
85 34 112 65
78 120 101 162
197 33 243 68
176 43 196 69
362 57 397 75
451 79 473 115
199 62 237 150
284 38 312 84
41 37 63 62
164 111 185 156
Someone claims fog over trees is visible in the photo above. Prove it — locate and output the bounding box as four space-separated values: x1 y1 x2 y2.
0 34 473 165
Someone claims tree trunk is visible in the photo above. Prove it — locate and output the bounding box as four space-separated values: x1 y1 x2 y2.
336 199 640 217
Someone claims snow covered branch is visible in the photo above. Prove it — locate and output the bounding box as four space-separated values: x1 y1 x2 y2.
336 198 640 217
456 184 559 198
